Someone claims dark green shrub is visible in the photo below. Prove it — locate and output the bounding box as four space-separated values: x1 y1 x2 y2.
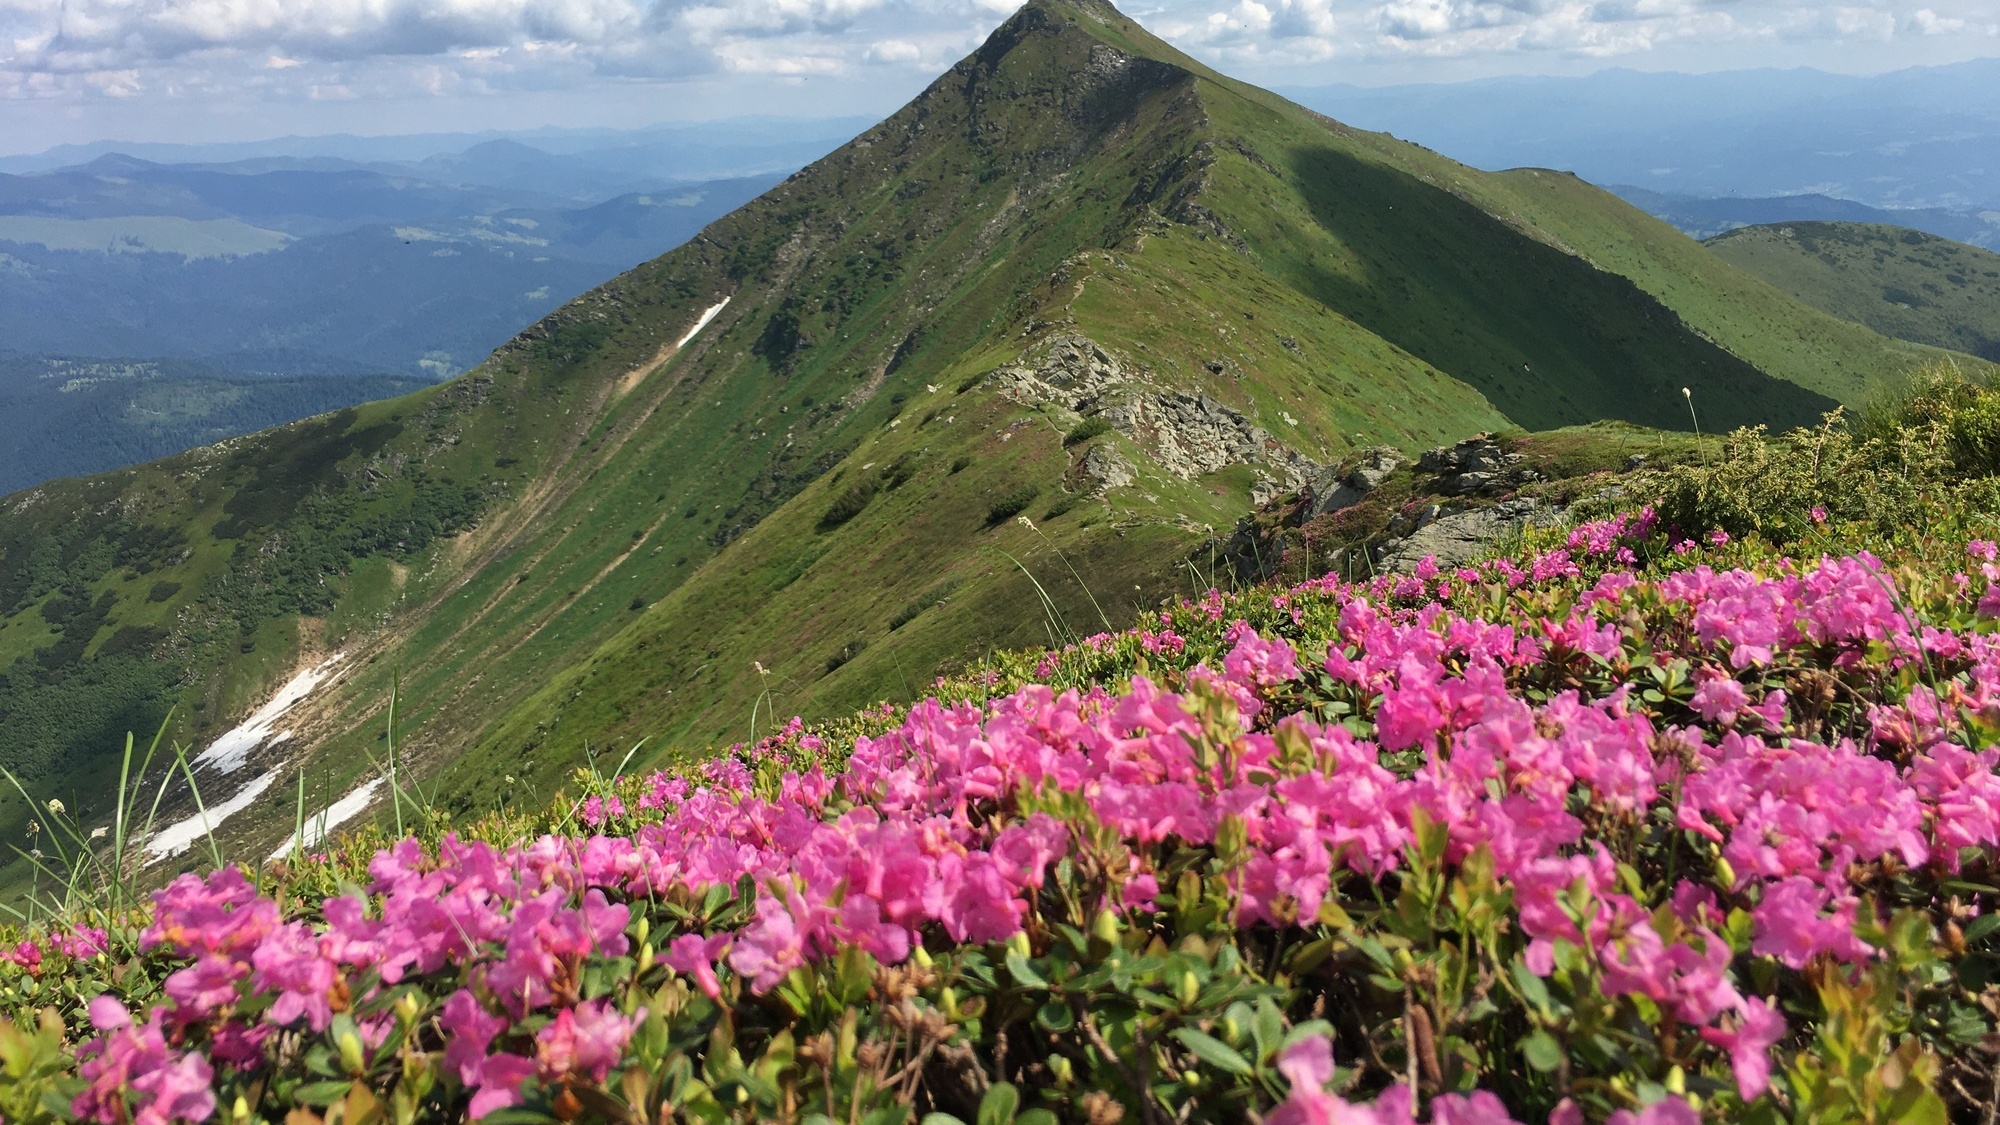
986 485 1040 525
1064 417 1114 446
824 639 865 673
882 453 920 491
1858 368 2000 476
1643 407 1984 544
1043 494 1078 520
949 456 972 474
888 579 961 630
818 480 878 531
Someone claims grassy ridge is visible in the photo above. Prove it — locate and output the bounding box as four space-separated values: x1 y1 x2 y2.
1706 221 2000 362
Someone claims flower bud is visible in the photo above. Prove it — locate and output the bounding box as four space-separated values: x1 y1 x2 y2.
1091 909 1121 946
1049 1055 1074 1086
637 940 654 975
394 993 421 1026
335 1025 367 1075
634 916 650 946
1666 1066 1687 1095
1713 857 1737 890
1177 969 1200 1007
1007 930 1032 958
913 945 934 969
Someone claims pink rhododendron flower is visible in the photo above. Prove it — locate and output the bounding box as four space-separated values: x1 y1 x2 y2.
73 999 217 1125
1701 995 1785 1099
535 999 638 1083
664 933 732 999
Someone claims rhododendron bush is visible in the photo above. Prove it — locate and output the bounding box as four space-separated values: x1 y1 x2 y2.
8 509 2000 1125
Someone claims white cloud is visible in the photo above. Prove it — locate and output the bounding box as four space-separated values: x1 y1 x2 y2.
1910 8 1965 34
2 0 1997 147
0 0 1016 92
1159 0 2000 69
864 36 924 61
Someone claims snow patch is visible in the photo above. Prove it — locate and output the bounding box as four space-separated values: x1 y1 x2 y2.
269 777 386 860
675 296 730 349
145 770 281 862
193 654 345 775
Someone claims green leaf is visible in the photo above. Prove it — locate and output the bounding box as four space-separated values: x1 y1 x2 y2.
1035 1001 1075 1033
1016 1113 1059 1125
1967 914 2000 943
1006 951 1049 990
1511 958 1553 1012
295 1081 359 1107
479 1111 564 1125
1171 1028 1254 1075
1521 1030 1563 1074
921 1115 969 1125
1281 1020 1335 1049
977 1082 1021 1125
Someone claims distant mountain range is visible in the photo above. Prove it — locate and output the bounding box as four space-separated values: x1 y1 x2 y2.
0 156 781 376
0 122 848 491
1283 60 2000 215
1606 188 2000 252
0 117 874 199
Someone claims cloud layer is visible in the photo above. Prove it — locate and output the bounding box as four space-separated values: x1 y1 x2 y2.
1160 0 2000 68
2 0 1996 136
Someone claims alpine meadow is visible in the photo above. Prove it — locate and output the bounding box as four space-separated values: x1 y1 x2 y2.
9 2 2000 1123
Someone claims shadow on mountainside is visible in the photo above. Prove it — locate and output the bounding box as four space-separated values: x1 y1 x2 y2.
1277 143 1841 433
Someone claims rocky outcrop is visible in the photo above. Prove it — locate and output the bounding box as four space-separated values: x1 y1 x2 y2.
1377 499 1557 573
1418 434 1544 497
1305 445 1403 518
988 332 1318 499
1078 443 1135 491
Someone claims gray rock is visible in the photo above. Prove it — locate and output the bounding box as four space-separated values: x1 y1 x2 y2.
1306 445 1403 517
996 332 1321 493
1378 499 1556 573
1080 443 1135 492
1386 503 1441 537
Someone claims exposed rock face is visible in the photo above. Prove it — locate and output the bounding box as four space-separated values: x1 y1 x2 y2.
1377 499 1556 573
1418 434 1543 498
989 332 1318 498
1305 445 1403 517
1078 443 1135 491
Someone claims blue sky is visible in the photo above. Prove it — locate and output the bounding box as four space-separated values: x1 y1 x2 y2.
4 0 1999 153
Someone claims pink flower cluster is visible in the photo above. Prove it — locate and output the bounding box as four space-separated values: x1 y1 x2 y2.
72 537 2000 1124
0 925 108 972
77 848 639 1122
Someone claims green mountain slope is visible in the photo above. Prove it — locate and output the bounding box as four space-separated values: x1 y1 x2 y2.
0 0 1968 879
1706 221 2000 362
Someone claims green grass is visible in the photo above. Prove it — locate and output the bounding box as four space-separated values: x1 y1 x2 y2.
1706 222 2000 363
